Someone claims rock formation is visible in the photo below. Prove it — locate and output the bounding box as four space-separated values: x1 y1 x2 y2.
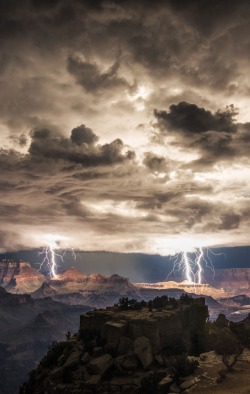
32 269 139 309
21 297 209 393
0 260 45 293
212 268 250 295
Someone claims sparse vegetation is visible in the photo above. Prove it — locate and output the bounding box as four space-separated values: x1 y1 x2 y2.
116 297 143 310
215 327 244 371
180 293 194 305
169 354 199 382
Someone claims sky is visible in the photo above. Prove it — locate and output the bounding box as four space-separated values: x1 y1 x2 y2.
1 0 250 256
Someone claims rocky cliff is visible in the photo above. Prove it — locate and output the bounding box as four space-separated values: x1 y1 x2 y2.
21 297 209 394
0 260 45 293
212 268 250 294
32 269 139 308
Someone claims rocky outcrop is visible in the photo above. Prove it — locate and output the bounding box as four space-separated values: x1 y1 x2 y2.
80 298 208 355
0 260 45 293
20 298 210 394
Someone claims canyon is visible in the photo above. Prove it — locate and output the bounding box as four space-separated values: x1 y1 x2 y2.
0 259 250 393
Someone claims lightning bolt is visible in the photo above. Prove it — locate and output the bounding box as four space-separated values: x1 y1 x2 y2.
183 251 193 283
195 247 203 284
38 235 76 279
167 247 225 285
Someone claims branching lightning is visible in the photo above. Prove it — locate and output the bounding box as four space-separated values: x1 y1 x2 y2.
38 235 76 278
167 247 225 285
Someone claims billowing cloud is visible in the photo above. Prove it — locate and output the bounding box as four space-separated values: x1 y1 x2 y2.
70 125 99 145
29 127 135 166
154 102 237 134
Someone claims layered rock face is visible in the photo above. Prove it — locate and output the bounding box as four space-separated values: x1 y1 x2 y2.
0 260 45 293
54 268 133 291
58 267 87 282
213 268 250 294
32 268 138 308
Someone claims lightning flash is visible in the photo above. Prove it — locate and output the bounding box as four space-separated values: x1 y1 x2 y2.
168 247 224 284
38 234 76 278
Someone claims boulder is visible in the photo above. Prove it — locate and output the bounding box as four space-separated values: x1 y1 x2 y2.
115 353 138 371
154 354 165 367
63 350 82 368
81 352 90 365
88 354 113 376
170 382 181 392
180 377 198 390
85 374 101 387
158 375 173 393
134 336 153 369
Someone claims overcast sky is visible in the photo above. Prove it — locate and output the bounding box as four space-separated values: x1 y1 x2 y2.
1 0 250 254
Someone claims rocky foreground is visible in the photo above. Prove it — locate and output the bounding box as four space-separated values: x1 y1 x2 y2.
21 297 210 393
21 296 250 394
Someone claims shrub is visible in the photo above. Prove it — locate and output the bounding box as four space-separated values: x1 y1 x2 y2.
169 354 199 382
180 294 193 305
168 297 179 309
152 295 169 309
116 297 142 310
215 328 244 371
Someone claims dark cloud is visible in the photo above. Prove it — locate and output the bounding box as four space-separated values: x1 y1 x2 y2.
70 125 99 145
143 152 169 173
154 102 237 134
168 0 248 37
218 213 241 230
67 55 130 93
152 102 250 168
29 126 135 167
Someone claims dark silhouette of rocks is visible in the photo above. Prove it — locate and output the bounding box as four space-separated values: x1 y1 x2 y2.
21 296 209 393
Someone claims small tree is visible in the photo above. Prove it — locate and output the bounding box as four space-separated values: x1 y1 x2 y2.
215 328 244 372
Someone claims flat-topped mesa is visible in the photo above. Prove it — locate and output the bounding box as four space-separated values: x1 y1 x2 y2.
135 280 230 298
107 274 130 284
58 267 87 282
51 269 131 287
80 297 209 355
